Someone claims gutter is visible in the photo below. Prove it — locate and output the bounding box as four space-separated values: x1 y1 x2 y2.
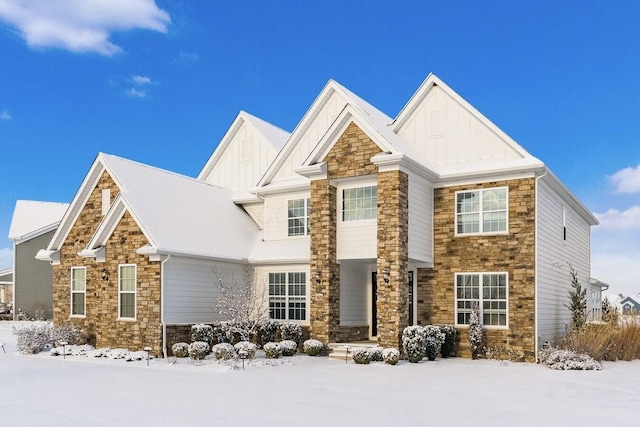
161 254 171 359
534 168 548 362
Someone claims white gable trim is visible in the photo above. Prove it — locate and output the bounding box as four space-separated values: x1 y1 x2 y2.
12 221 62 245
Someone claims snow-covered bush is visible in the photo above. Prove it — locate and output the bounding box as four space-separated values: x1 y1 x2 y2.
540 348 602 370
189 341 210 360
13 322 53 354
382 348 400 365
280 340 298 356
87 348 110 358
263 342 282 359
402 325 425 363
125 351 152 362
212 342 236 360
71 344 94 356
423 325 446 361
352 348 372 364
280 322 303 344
369 346 384 362
212 321 233 344
303 339 324 356
468 305 484 359
257 319 279 346
106 348 129 359
51 322 82 347
234 341 257 359
191 324 214 347
172 342 190 358
438 325 457 358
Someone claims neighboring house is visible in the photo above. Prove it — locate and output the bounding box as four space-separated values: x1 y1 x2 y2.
619 295 640 315
38 74 597 361
0 267 13 309
9 200 69 319
587 278 609 322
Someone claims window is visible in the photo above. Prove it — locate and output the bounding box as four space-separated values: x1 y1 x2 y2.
342 185 377 221
456 187 507 234
288 198 310 236
268 272 307 321
118 264 136 319
71 267 86 316
456 273 508 327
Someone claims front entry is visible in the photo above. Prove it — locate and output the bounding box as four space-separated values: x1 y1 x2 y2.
371 272 377 337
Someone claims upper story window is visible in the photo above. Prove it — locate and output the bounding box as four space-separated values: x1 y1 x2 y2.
455 187 507 235
70 267 86 316
288 198 310 236
456 272 508 327
118 264 136 320
343 185 377 221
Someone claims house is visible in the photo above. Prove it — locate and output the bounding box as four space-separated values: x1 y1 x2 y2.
0 267 13 312
619 295 640 315
38 74 598 361
587 278 609 322
9 200 69 319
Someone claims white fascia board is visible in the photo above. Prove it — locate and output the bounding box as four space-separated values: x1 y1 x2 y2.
246 257 310 265
372 153 439 182
137 245 248 264
294 162 327 181
252 179 310 196
197 112 245 181
232 192 263 205
543 170 598 226
11 222 60 244
77 247 106 262
35 249 60 265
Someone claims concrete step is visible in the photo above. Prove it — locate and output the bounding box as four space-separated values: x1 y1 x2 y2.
327 341 378 361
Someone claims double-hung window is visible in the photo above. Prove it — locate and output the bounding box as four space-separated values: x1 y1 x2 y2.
456 272 508 327
288 198 310 236
268 272 307 321
342 185 377 221
118 264 136 319
456 187 507 234
71 267 86 316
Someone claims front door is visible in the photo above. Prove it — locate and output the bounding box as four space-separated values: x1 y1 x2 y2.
371 272 378 337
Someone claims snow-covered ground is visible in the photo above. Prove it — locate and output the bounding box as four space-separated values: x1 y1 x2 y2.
1 321 638 426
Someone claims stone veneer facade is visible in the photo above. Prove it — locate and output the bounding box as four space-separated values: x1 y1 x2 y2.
310 122 409 348
53 171 163 355
417 178 537 361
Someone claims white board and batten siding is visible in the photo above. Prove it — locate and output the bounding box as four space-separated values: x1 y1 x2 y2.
536 177 591 345
263 191 310 241
339 260 372 326
396 85 522 165
408 173 433 263
162 257 248 324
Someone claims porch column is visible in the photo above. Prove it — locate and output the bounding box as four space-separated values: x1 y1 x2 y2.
376 170 409 349
309 179 340 343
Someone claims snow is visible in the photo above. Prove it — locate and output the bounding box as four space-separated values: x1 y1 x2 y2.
1 321 639 426
8 200 69 241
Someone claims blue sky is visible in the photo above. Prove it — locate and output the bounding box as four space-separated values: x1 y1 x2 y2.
0 1 639 296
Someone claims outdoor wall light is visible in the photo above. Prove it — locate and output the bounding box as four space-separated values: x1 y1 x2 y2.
315 271 322 284
382 269 390 283
101 269 109 282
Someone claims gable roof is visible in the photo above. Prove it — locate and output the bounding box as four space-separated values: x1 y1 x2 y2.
0 267 12 284
8 200 69 243
48 153 259 261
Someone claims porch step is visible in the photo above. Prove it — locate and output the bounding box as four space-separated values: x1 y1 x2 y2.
327 341 378 361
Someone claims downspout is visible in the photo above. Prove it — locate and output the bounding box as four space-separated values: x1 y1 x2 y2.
534 169 548 362
161 254 171 359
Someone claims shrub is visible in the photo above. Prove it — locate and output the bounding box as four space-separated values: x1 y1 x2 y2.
540 348 601 370
382 348 400 365
559 317 640 361
280 322 303 344
369 346 384 362
280 340 298 356
191 324 214 347
172 342 190 358
257 320 279 347
189 341 210 360
402 325 425 363
234 341 257 359
211 342 236 360
468 305 484 359
263 342 282 359
302 339 324 356
51 322 82 346
352 348 372 364
438 325 457 358
13 322 53 354
212 321 233 344
423 325 446 361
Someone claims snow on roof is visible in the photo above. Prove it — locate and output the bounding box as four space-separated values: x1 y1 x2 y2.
241 111 290 152
8 200 69 241
100 154 259 260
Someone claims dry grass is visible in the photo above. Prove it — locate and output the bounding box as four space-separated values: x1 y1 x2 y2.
560 315 640 361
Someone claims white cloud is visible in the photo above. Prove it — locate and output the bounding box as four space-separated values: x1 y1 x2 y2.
609 164 640 194
126 88 146 98
132 75 152 85
592 251 640 298
594 206 640 231
0 109 11 120
0 0 170 56
0 247 13 270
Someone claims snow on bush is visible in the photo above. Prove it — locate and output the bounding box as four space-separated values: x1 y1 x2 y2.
234 341 257 359
191 324 214 347
125 351 153 362
302 339 324 356
172 342 190 358
189 341 210 360
540 348 602 370
106 348 130 359
280 340 298 356
212 321 233 344
369 346 384 362
211 342 236 360
352 348 372 364
51 322 82 347
263 342 282 359
402 325 425 363
71 344 94 356
87 348 110 358
438 325 457 358
280 322 303 344
382 348 400 365
258 320 279 346
13 323 53 354
423 325 446 361
468 305 484 359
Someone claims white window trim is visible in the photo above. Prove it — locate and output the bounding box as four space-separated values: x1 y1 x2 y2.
454 272 509 329
70 266 86 318
118 264 136 321
338 179 378 226
454 186 509 236
268 271 308 323
287 198 311 237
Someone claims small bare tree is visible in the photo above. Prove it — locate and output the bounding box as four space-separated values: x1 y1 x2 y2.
213 262 268 342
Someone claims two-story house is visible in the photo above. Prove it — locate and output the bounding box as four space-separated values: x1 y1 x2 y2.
38 74 598 361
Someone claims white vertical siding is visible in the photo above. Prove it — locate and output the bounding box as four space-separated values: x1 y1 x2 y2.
396 86 522 165
339 261 371 325
408 173 433 263
263 191 310 241
536 178 591 345
163 257 247 324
